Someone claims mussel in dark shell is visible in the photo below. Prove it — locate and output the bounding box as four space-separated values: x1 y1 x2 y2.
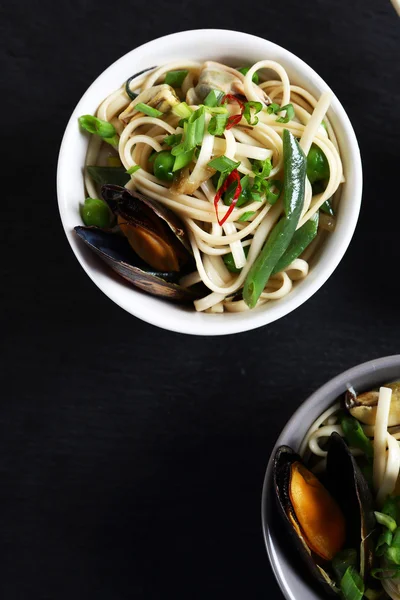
273 433 375 595
74 185 200 302
345 382 400 427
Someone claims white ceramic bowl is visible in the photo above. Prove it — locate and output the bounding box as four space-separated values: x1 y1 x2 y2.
57 29 362 336
262 355 400 600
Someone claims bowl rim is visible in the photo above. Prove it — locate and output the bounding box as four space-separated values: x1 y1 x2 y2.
261 354 400 600
57 28 363 336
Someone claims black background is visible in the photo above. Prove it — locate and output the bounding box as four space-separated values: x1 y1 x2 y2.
2 1 400 598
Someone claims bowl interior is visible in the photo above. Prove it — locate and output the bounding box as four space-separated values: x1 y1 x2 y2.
57 29 362 335
262 355 400 600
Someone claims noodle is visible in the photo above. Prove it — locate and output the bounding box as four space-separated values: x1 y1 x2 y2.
83 60 344 311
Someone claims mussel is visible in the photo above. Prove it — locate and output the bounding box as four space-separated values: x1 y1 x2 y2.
75 185 200 302
273 433 375 595
345 382 400 426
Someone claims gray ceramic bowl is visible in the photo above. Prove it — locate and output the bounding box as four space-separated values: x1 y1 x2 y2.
262 355 400 600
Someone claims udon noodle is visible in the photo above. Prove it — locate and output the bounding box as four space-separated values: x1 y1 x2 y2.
82 60 344 312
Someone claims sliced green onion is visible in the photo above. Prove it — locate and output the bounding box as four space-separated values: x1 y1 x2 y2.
204 89 224 107
172 148 194 172
252 158 272 178
208 113 229 136
164 133 182 147
267 103 280 114
340 566 364 600
375 512 397 532
208 155 240 174
165 70 188 87
79 115 118 146
208 155 241 190
171 141 185 157
135 102 163 118
238 67 259 84
265 180 283 204
376 529 393 557
178 118 188 128
172 102 193 119
372 566 400 579
276 103 295 123
238 211 256 222
182 106 205 152
204 106 228 115
340 415 374 460
126 165 141 175
386 527 400 565
243 101 263 126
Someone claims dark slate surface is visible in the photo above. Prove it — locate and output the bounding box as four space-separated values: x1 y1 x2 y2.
2 1 400 598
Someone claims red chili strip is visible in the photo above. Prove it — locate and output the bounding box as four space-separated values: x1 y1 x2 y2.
214 170 242 226
222 94 245 130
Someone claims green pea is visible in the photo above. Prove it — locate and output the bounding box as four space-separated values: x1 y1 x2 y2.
80 198 111 228
223 246 250 273
307 144 330 184
153 150 175 181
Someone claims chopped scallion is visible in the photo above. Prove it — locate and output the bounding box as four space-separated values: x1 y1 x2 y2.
243 101 263 126
172 148 194 172
267 103 281 115
164 133 182 147
135 102 163 118
238 66 259 84
265 180 283 204
208 113 229 136
276 103 295 123
78 115 119 146
208 155 240 174
126 165 141 175
238 211 256 222
204 89 224 107
340 566 364 600
252 158 272 178
172 102 193 119
165 70 188 87
340 415 374 459
375 512 397 532
376 529 393 557
332 549 358 584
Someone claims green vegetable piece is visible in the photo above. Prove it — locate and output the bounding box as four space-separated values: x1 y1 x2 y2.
79 115 118 146
208 113 229 136
164 133 182 147
376 529 393 557
80 198 111 228
272 212 318 274
276 103 295 124
252 158 272 178
243 101 263 126
172 102 193 119
86 166 130 187
307 144 330 184
223 246 250 273
223 175 252 208
372 566 400 579
184 106 205 151
172 148 194 172
126 165 141 175
267 103 281 115
204 89 225 107
165 70 188 87
135 102 163 118
238 211 256 222
153 151 175 181
375 511 397 532
265 180 283 205
243 129 306 308
208 155 241 190
340 566 364 600
386 527 400 565
238 66 259 84
332 549 358 584
340 415 374 459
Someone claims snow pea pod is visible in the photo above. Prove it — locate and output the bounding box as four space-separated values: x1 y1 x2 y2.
87 166 130 187
272 212 319 275
243 129 306 308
